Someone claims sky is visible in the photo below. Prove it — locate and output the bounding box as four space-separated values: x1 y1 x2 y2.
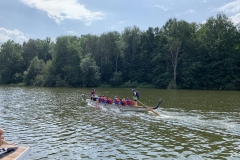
0 0 240 44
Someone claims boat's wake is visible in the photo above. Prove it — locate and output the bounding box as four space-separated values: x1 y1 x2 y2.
154 109 240 136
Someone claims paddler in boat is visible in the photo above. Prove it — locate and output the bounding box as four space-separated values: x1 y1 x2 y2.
104 97 112 104
102 97 113 107
126 98 133 106
97 95 101 102
114 96 120 105
121 98 127 106
118 98 128 109
95 95 103 107
97 95 104 103
103 96 107 103
107 97 112 104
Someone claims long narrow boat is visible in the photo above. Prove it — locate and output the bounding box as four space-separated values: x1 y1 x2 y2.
81 94 162 112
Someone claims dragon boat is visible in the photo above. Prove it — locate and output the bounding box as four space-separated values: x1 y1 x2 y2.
81 94 162 113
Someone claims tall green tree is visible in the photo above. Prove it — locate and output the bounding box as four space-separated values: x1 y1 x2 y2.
52 36 82 86
0 40 24 84
161 18 195 88
138 27 156 83
196 13 239 90
41 60 56 87
35 37 52 62
80 34 99 57
151 27 172 88
121 26 142 82
110 71 123 86
80 54 100 87
22 39 38 70
98 31 121 83
24 56 45 85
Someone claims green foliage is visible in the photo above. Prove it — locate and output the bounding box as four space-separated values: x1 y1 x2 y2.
22 39 38 70
0 13 239 90
14 73 23 83
137 83 155 88
56 74 67 87
0 40 24 84
52 36 82 87
41 60 56 87
123 80 138 88
152 72 172 89
167 80 177 89
98 31 121 83
120 26 142 82
24 56 45 85
110 71 123 86
80 54 101 87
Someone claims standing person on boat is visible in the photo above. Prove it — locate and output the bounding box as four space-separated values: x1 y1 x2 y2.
132 89 139 106
90 88 95 100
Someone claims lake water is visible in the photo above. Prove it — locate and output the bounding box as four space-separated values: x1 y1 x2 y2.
0 86 239 159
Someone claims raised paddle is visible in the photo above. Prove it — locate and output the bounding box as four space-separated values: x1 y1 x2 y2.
137 100 160 116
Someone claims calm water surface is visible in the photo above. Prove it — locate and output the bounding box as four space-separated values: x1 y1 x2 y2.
0 86 239 159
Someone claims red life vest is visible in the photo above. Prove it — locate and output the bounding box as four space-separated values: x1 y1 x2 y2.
127 100 133 105
122 99 127 106
100 97 104 102
108 98 112 104
114 98 119 104
103 97 107 102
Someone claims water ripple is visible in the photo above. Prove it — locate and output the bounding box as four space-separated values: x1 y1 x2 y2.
0 87 239 159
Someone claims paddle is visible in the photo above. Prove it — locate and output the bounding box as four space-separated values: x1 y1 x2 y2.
137 100 160 116
102 103 107 108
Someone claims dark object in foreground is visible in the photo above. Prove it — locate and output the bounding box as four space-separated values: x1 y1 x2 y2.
0 147 18 159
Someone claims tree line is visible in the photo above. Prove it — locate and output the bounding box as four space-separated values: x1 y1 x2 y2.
0 13 240 90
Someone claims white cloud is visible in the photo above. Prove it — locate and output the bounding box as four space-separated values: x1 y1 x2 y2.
175 13 181 17
119 21 125 24
213 0 240 24
176 9 195 17
229 13 240 24
67 30 76 35
0 28 29 44
216 0 240 13
185 9 196 14
154 5 169 11
107 26 115 30
21 0 105 26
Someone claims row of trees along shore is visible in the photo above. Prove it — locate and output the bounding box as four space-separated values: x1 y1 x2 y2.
0 13 240 90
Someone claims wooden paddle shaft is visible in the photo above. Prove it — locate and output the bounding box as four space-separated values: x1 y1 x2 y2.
137 100 160 116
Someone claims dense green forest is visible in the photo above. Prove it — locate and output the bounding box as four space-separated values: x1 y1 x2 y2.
0 14 240 90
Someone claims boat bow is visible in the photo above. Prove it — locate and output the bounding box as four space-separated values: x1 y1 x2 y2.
152 98 162 110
